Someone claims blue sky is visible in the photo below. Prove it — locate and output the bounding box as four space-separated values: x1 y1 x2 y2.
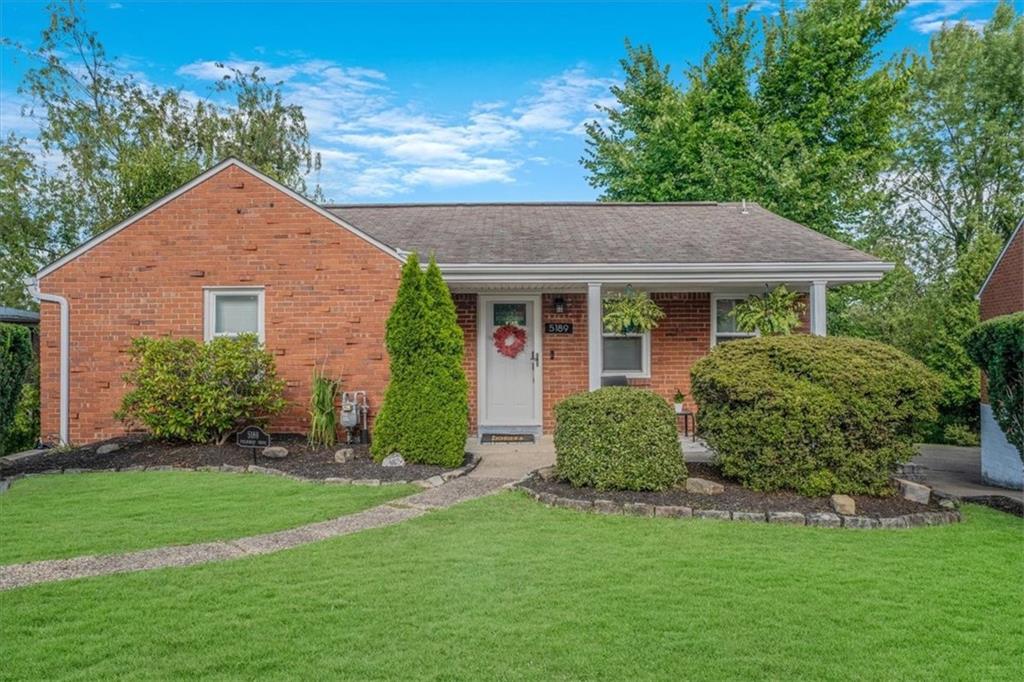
1 1 1005 203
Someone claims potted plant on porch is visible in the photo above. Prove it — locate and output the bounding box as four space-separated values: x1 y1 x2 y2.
673 388 686 414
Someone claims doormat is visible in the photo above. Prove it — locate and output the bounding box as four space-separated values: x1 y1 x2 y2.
481 433 535 444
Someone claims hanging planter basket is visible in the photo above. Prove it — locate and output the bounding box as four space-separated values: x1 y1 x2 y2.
602 288 665 334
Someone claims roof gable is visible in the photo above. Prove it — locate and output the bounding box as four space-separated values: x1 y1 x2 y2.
34 159 403 281
978 217 1024 299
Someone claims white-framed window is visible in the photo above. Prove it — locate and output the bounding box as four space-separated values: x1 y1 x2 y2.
711 294 757 347
601 324 651 378
204 287 265 342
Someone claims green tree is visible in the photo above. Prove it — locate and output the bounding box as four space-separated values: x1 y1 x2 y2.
584 0 907 239
887 1 1024 256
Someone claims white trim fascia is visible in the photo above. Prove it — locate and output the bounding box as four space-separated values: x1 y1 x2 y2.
437 261 893 284
36 158 404 281
976 217 1023 300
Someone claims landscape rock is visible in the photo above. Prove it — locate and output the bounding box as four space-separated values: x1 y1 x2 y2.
842 515 878 529
324 477 352 485
381 453 406 468
654 505 692 518
938 498 957 510
592 499 620 514
878 515 910 529
249 465 286 477
220 464 248 473
896 478 931 505
353 478 381 486
556 496 592 512
830 494 856 515
536 466 558 482
622 502 655 517
768 511 805 525
334 448 355 463
806 512 842 528
685 477 724 495
693 509 730 520
261 446 288 459
537 491 559 506
96 443 121 455
424 475 445 488
731 511 766 523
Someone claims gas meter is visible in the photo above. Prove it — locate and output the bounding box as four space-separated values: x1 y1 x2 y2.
340 391 369 444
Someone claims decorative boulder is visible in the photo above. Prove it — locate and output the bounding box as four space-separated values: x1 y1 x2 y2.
382 453 406 468
830 494 856 515
685 477 724 495
96 443 121 455
334 448 355 463
261 446 288 459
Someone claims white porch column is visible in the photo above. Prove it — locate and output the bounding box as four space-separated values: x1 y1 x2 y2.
587 282 603 390
810 280 827 336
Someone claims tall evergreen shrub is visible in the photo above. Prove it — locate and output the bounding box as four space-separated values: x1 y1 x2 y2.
966 312 1024 460
371 254 468 466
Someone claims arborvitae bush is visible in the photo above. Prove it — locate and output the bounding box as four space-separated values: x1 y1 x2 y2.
0 323 33 450
966 312 1024 461
371 254 468 467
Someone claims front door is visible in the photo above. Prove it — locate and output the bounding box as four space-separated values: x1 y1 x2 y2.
481 298 541 427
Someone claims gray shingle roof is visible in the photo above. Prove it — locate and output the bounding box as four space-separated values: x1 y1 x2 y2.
0 307 40 324
324 202 879 264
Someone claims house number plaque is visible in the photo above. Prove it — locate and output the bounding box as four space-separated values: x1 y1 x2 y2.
544 322 573 334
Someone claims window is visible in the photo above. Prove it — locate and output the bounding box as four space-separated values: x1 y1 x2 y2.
712 296 757 346
601 321 650 378
204 288 265 342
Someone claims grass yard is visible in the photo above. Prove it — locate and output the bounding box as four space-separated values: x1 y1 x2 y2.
0 471 416 565
1 492 1021 680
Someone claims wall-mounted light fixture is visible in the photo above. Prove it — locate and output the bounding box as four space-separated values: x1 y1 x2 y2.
553 296 566 314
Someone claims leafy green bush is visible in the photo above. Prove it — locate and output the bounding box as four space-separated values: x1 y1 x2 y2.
0 323 33 449
118 334 286 444
730 285 805 335
555 387 684 491
691 336 940 496
966 312 1023 460
371 254 468 467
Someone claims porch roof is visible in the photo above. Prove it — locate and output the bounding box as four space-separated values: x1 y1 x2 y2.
325 201 883 267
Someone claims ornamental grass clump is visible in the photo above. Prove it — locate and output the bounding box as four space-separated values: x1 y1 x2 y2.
555 387 684 491
691 336 939 496
308 371 340 448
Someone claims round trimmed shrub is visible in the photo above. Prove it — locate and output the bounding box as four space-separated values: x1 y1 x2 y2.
554 387 684 491
691 336 940 496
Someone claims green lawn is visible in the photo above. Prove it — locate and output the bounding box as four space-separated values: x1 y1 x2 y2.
1 493 1021 680
0 471 416 565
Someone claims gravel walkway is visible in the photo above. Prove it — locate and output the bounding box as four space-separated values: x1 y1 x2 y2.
0 476 511 591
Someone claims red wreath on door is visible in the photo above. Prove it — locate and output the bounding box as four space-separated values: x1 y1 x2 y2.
493 324 527 358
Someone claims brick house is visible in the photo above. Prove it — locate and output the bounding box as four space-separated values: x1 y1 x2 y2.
976 219 1023 488
28 159 892 446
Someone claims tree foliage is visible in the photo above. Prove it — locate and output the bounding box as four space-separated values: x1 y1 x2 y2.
583 0 907 238
966 313 1024 461
602 288 665 334
0 324 34 451
1 0 321 306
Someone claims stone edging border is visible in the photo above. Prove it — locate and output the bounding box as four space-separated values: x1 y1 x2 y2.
514 484 961 529
0 453 481 495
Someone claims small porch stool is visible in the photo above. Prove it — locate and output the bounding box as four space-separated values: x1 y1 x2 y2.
677 411 696 442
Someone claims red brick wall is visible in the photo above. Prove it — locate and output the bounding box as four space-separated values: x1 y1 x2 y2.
980 227 1023 321
540 293 589 432
454 293 478 432
978 226 1023 403
37 164 401 444
637 293 712 412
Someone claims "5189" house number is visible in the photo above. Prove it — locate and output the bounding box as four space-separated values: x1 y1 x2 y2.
544 322 573 334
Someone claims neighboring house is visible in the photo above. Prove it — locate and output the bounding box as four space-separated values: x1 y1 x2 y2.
27 159 892 446
0 306 40 355
976 219 1024 489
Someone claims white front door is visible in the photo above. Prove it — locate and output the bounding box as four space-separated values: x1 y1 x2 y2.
480 297 541 427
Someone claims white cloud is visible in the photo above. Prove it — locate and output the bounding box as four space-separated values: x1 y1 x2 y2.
907 1 992 34
176 57 616 199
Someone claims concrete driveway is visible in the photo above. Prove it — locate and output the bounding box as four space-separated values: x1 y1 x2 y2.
911 444 1024 503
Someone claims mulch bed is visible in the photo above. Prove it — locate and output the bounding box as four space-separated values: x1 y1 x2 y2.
0 434 470 483
521 462 942 516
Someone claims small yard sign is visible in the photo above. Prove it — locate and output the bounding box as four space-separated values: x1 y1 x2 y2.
236 426 271 449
